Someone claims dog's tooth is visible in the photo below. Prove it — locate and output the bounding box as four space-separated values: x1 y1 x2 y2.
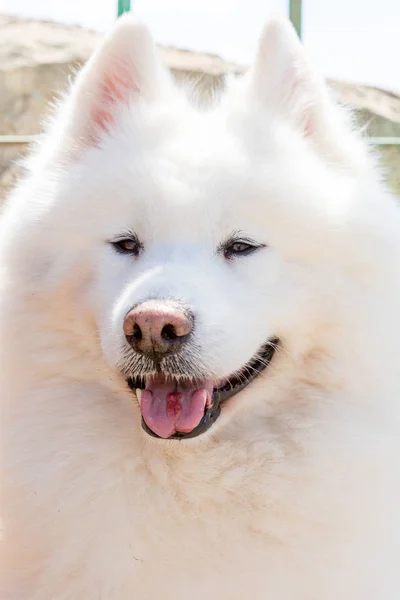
136 388 142 404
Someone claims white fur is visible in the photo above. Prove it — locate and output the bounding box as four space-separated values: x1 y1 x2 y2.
1 14 400 599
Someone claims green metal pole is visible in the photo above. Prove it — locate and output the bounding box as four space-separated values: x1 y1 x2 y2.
289 0 302 39
118 0 131 17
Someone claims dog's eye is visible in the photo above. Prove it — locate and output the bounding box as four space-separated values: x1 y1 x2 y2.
222 239 262 259
111 237 142 257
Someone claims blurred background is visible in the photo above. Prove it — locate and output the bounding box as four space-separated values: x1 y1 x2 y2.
0 0 399 197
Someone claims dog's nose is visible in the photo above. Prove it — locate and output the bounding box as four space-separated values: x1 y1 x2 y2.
123 300 193 357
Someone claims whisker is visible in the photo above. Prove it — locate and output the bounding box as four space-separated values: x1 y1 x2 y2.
119 337 280 394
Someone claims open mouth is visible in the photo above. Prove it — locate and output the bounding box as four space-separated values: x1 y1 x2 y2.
127 337 279 440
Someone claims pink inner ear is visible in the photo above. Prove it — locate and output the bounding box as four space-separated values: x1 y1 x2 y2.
90 60 139 140
303 113 314 138
283 62 316 139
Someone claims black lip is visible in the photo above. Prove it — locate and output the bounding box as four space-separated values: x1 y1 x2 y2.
127 337 279 441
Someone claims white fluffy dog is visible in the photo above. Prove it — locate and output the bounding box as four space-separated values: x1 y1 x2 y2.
1 13 399 600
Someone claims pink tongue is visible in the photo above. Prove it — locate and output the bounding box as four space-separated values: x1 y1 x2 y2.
140 380 213 439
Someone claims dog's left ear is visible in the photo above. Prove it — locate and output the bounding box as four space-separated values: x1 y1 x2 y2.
248 17 356 162
53 14 177 157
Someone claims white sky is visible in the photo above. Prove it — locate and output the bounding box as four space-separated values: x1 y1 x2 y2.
0 0 399 92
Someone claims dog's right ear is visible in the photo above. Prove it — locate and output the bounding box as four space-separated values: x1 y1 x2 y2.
246 17 363 164
55 14 175 156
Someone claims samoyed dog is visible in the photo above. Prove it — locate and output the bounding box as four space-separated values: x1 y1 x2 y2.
1 13 399 599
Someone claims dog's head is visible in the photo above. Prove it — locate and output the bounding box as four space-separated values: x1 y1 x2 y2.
2 15 394 440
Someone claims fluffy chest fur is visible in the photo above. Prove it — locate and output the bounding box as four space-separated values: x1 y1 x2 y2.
2 348 398 599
